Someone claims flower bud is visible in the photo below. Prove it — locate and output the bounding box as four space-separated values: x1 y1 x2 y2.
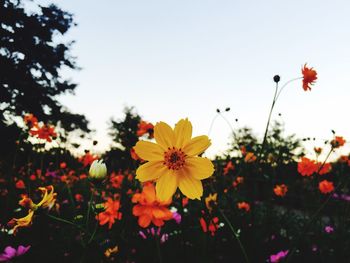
89 160 107 180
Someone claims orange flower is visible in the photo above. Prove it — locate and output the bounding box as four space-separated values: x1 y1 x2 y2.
137 121 154 138
233 176 244 188
130 147 143 161
132 183 173 228
29 124 57 142
60 162 67 169
331 136 346 148
244 152 256 163
223 161 235 175
319 180 334 194
302 63 317 91
96 198 122 229
23 114 38 128
79 151 98 167
318 162 332 175
273 184 288 197
298 157 318 176
237 202 250 212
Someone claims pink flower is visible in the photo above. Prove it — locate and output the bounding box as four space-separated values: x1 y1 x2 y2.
325 226 334 233
270 250 289 263
0 245 30 261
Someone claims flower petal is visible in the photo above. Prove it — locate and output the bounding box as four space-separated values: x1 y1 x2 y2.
142 183 156 203
138 215 152 228
183 135 211 156
134 141 164 161
174 119 192 148
178 172 203 200
184 157 214 180
136 161 166 182
156 170 178 201
154 122 175 150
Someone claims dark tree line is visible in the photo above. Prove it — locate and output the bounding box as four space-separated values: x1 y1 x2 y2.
0 0 89 156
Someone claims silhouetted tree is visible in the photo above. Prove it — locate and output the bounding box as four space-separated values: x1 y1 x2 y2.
0 0 89 155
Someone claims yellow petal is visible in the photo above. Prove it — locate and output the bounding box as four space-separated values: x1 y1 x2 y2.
178 172 203 200
156 170 178 201
154 122 175 150
136 161 166 182
174 118 192 148
183 135 211 156
134 141 164 161
183 157 214 180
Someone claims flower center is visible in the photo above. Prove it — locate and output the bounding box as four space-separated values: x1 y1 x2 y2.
163 147 186 170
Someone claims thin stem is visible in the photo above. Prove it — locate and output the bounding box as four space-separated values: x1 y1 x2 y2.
208 113 219 137
85 189 94 227
87 220 99 244
219 209 250 263
47 214 84 230
275 77 302 102
155 235 163 263
260 82 279 156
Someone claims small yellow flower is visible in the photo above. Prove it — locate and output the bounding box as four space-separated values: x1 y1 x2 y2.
205 193 217 212
104 246 119 258
89 159 107 180
8 210 34 235
134 118 214 201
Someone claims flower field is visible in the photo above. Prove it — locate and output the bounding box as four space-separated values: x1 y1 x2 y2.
1 63 350 262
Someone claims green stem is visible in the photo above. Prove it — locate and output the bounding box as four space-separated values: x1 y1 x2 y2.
219 209 250 263
85 189 94 227
155 235 163 263
47 214 84 230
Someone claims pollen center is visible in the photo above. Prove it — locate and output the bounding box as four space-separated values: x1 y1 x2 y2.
163 147 186 170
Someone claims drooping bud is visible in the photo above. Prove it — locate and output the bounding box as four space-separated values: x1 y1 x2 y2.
273 75 280 83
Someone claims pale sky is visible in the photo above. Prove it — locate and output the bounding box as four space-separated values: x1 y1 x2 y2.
37 0 350 158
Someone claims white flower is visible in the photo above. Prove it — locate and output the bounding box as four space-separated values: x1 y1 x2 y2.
89 160 107 180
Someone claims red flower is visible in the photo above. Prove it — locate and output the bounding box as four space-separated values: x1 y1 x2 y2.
298 157 318 176
302 63 317 91
137 121 154 138
60 162 67 169
237 202 250 212
331 136 346 148
110 173 124 189
15 180 25 189
223 161 235 175
274 184 288 197
318 162 332 175
319 180 334 194
79 151 98 167
29 124 57 142
200 217 219 236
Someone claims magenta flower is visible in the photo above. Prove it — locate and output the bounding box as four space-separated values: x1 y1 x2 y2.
325 226 334 233
172 211 182 224
0 245 30 262
270 250 289 263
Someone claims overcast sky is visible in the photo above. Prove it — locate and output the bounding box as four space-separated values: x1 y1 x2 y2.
36 0 350 158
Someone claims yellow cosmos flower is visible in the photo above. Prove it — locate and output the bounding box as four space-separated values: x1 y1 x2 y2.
205 193 217 212
8 210 34 235
134 119 214 201
36 185 57 210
